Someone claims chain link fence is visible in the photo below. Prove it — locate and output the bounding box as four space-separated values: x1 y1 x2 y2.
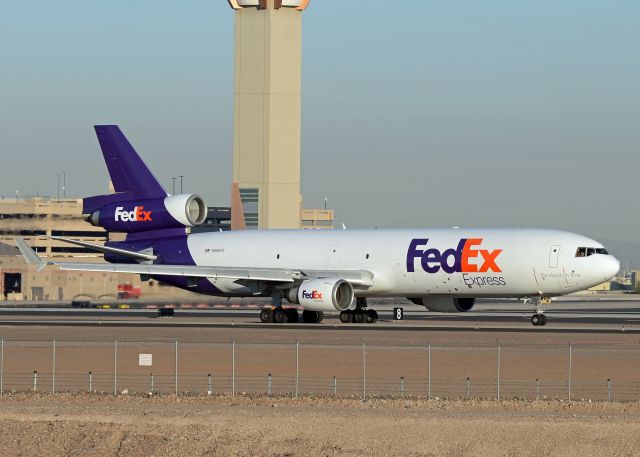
0 339 638 401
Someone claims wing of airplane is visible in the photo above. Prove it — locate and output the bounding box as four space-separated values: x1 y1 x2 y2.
15 238 374 287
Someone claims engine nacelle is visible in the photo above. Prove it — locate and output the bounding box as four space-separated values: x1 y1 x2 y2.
286 278 354 312
89 194 207 233
409 296 476 313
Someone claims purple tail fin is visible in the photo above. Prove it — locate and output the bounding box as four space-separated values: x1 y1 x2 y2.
94 125 167 198
84 126 167 213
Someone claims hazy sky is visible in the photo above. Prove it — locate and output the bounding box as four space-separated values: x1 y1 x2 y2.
1 1 639 242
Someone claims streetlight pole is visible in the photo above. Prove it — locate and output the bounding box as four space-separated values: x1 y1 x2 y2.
62 172 66 199
56 173 61 200
179 175 184 194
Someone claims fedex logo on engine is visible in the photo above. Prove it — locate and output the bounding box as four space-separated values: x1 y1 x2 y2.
301 290 323 300
407 238 502 274
114 206 152 222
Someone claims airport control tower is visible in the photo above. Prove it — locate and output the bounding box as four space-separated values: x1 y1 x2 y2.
228 0 310 229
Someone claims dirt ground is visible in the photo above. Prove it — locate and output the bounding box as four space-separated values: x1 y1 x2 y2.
0 393 639 457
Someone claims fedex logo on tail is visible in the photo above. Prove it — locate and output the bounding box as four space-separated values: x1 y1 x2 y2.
407 238 502 274
115 206 152 222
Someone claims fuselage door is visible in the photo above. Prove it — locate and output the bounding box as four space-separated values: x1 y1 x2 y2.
549 245 560 268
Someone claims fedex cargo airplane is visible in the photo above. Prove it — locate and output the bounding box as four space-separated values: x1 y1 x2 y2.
16 126 620 326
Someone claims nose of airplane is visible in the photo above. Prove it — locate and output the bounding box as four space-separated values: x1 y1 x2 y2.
602 256 620 281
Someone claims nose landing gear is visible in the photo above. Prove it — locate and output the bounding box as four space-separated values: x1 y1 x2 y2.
530 313 547 326
525 297 549 326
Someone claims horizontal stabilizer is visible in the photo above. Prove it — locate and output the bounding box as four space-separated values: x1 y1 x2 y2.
15 238 47 271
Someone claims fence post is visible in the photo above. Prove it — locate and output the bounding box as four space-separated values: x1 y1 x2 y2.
427 343 431 399
175 340 178 396
89 371 92 393
114 340 118 395
536 378 540 401
333 376 337 395
33 370 37 392
466 377 470 399
362 343 366 400
52 340 56 394
208 374 212 395
1 338 4 395
150 373 154 393
497 343 501 401
608 378 612 402
232 341 235 397
268 373 272 395
400 377 405 397
568 344 572 402
295 341 299 397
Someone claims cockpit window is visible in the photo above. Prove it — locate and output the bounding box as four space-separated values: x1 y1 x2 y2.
575 247 609 257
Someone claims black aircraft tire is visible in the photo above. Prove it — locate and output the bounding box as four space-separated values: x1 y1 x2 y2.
366 310 378 324
285 308 299 323
274 309 288 324
340 311 353 324
302 310 324 323
302 310 316 323
260 308 273 323
353 312 365 324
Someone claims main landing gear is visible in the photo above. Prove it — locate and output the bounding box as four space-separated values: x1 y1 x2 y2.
260 290 325 324
259 307 324 324
339 298 378 324
525 297 548 326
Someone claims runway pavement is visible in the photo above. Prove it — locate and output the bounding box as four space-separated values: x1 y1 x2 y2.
0 299 639 333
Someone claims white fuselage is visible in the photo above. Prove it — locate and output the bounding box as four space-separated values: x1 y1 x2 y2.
185 228 619 298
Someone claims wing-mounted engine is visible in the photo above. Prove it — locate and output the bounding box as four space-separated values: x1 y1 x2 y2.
409 296 475 312
88 194 207 233
286 277 354 312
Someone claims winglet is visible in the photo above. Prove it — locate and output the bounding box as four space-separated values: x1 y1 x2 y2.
15 238 47 272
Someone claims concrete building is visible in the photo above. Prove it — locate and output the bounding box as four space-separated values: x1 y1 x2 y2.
229 0 310 229
0 197 105 258
300 208 334 229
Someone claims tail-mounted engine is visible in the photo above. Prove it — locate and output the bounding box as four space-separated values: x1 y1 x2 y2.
88 194 207 233
286 278 354 312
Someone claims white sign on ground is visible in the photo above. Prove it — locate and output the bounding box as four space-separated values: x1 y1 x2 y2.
139 354 153 366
